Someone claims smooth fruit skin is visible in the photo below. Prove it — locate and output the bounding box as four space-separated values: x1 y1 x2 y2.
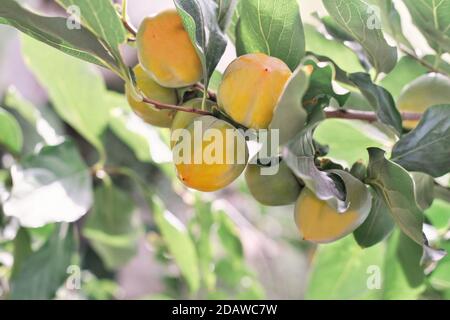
294 189 362 244
170 98 215 148
173 116 248 192
397 73 450 129
245 161 302 206
218 53 292 129
126 65 178 127
137 10 203 88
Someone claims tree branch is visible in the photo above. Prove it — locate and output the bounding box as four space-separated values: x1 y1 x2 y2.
399 47 442 75
142 97 213 116
325 108 422 122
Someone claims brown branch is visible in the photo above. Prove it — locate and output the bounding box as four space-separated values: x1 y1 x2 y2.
194 82 217 101
325 109 422 122
142 97 213 115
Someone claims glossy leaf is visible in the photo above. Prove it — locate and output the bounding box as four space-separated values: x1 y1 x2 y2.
0 0 118 72
4 140 93 228
366 148 423 246
269 64 310 145
392 105 450 177
0 107 23 154
323 0 397 74
354 189 395 248
175 0 227 84
83 182 141 270
411 172 435 210
236 0 305 70
404 0 450 53
10 224 76 299
350 73 403 135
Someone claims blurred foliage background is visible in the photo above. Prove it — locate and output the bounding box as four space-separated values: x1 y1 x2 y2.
0 0 449 300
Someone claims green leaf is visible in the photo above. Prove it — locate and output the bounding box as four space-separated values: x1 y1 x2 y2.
379 56 428 100
175 0 228 84
10 224 76 300
236 0 305 71
404 0 450 53
429 242 450 290
411 172 435 210
0 107 23 154
304 24 363 74
83 181 141 271
11 227 32 279
55 0 126 53
382 230 426 299
354 189 395 248
216 211 244 260
366 0 413 51
0 0 119 72
306 236 384 299
322 0 397 74
349 72 403 135
391 105 450 177
366 148 423 246
312 13 354 42
215 0 238 30
153 197 200 294
303 58 349 108
21 36 110 157
269 64 309 145
4 140 93 228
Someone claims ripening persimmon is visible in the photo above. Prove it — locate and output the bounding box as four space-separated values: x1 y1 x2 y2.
126 65 178 127
245 161 302 206
397 73 450 129
294 189 365 243
218 53 292 129
137 10 203 88
172 116 248 192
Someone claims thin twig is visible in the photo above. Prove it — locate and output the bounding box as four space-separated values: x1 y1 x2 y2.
325 108 422 122
142 97 213 115
194 83 217 101
399 47 441 74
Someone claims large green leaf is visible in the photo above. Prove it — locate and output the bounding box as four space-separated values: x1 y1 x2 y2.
215 0 238 30
83 181 141 270
0 107 23 155
269 64 310 145
429 242 450 290
404 0 450 53
153 197 200 294
322 0 397 74
3 140 93 228
366 148 423 246
382 230 426 299
391 105 450 177
236 0 305 71
174 0 227 85
11 227 32 279
367 0 413 50
306 236 384 299
426 199 450 231
21 36 110 157
349 73 403 135
0 0 118 72
354 189 395 248
10 224 76 299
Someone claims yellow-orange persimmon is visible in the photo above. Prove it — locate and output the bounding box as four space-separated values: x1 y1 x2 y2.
137 10 203 88
172 116 248 192
294 189 364 243
218 53 292 129
125 65 178 127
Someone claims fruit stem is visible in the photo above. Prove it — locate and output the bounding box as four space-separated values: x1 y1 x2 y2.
142 97 213 115
325 108 422 122
194 82 217 101
121 0 137 37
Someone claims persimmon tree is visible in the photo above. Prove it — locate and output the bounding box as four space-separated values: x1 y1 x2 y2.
0 0 449 300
